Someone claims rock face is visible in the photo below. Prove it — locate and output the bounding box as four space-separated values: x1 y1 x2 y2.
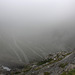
0 66 11 75
25 51 75 75
0 50 75 75
65 64 75 71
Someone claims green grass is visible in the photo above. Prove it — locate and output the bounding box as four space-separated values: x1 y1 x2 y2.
61 72 66 75
61 69 75 75
59 63 68 68
44 72 50 75
34 67 41 71
14 72 21 74
22 65 31 73
37 58 53 66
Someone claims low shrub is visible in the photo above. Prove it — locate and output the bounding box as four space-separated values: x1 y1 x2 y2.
59 63 68 68
44 72 50 75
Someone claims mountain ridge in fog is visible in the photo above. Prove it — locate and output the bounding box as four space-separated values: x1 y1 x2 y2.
0 0 75 66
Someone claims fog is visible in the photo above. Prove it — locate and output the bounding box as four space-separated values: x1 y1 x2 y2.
0 0 75 67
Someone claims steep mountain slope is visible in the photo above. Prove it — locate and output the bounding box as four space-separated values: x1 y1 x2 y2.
26 50 75 75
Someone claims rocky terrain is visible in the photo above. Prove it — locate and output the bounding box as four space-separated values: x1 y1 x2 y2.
0 50 75 75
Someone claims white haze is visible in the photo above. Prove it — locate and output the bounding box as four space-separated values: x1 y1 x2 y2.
0 0 75 66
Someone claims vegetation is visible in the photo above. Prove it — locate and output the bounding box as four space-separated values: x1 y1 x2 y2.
59 63 68 68
62 52 72 57
14 72 21 74
37 52 71 66
34 67 41 71
37 58 53 66
34 52 71 71
44 72 50 75
61 69 75 75
22 65 31 73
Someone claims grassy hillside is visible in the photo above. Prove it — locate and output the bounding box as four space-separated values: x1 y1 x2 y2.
61 69 75 75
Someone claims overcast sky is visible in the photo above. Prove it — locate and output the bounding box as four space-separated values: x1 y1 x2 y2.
0 0 75 48
0 0 75 45
0 0 75 26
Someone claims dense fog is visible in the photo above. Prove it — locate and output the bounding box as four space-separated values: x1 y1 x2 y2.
0 0 75 67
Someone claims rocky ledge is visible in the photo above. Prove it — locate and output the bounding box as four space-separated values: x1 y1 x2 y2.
0 50 75 75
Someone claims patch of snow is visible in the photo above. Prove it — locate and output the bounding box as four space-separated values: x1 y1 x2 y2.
2 66 11 71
